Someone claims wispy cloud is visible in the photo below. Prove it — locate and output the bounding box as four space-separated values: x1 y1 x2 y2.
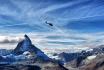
0 32 103 49
0 0 104 50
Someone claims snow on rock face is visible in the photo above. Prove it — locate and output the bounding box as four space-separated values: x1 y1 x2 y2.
83 55 97 64
23 51 31 55
87 55 96 60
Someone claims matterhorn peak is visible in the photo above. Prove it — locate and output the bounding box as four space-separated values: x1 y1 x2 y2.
13 34 50 60
24 34 32 44
13 34 35 55
22 34 32 50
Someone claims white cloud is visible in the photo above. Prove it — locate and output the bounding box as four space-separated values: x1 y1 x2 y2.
0 32 103 50
0 36 23 44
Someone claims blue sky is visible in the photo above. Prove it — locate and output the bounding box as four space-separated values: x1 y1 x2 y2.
0 0 104 50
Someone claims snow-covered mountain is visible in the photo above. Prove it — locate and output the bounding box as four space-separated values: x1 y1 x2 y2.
13 34 50 60
0 34 51 64
46 45 104 68
1 34 104 70
14 35 41 54
0 34 68 70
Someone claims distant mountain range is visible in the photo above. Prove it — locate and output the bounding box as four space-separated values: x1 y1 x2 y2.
57 45 104 70
0 35 104 70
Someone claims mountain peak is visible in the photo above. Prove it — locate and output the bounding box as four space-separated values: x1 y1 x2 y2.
22 34 32 50
24 34 30 40
13 34 49 60
24 34 32 44
13 34 33 54
24 34 28 37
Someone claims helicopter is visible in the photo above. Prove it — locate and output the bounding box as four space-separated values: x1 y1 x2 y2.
45 21 53 26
